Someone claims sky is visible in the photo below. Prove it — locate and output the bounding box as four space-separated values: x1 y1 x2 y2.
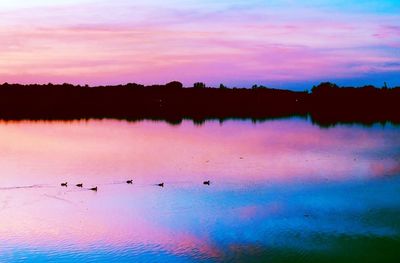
0 0 399 89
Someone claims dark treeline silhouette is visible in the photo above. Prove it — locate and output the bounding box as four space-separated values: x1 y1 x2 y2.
0 81 399 127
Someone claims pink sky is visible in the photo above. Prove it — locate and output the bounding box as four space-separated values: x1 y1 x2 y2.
0 0 399 88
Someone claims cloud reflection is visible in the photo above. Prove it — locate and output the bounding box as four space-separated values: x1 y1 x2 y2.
0 119 399 261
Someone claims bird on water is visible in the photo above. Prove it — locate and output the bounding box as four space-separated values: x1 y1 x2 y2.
76 183 83 187
90 187 98 191
126 180 133 184
61 182 68 187
203 180 210 185
158 183 164 187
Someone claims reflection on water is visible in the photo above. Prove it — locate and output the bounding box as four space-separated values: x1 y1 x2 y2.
0 118 399 262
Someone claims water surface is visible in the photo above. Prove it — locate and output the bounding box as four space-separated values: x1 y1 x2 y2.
0 119 399 262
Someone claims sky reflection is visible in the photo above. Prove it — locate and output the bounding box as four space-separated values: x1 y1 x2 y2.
0 119 399 187
0 119 399 262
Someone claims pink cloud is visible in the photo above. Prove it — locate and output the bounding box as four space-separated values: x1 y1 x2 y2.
0 2 399 86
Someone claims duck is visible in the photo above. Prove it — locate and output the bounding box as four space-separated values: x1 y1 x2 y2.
203 180 210 185
126 180 133 184
61 182 68 187
157 183 164 187
76 183 83 187
89 187 98 191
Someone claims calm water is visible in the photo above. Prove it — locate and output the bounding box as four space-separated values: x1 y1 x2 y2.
0 118 399 262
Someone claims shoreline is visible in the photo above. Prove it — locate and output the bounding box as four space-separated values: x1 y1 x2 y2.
0 82 398 127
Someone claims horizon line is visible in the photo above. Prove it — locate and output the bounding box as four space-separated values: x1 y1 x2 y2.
0 81 396 90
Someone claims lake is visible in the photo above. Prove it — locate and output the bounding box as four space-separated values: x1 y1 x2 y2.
0 118 399 262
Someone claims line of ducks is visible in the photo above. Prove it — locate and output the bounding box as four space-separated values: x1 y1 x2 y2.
60 180 211 191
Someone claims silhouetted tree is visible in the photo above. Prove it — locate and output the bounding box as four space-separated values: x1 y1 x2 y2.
166 81 183 89
383 82 388 90
311 82 339 94
193 82 206 89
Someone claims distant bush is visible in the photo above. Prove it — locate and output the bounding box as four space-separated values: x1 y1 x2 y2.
311 82 339 94
166 81 183 89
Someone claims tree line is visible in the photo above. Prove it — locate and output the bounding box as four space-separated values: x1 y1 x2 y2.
0 81 398 127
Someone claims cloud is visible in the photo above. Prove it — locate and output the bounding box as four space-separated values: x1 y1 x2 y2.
0 0 399 87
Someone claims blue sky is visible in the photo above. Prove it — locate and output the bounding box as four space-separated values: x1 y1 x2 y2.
0 0 399 89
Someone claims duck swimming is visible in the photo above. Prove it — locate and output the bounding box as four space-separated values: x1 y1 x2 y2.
203 180 210 185
157 183 164 187
90 187 98 191
126 180 133 184
76 183 83 187
61 182 68 187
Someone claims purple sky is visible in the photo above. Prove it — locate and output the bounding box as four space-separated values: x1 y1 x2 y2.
1 0 399 89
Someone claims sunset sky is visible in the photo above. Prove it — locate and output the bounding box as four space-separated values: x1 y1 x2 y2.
0 0 399 89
